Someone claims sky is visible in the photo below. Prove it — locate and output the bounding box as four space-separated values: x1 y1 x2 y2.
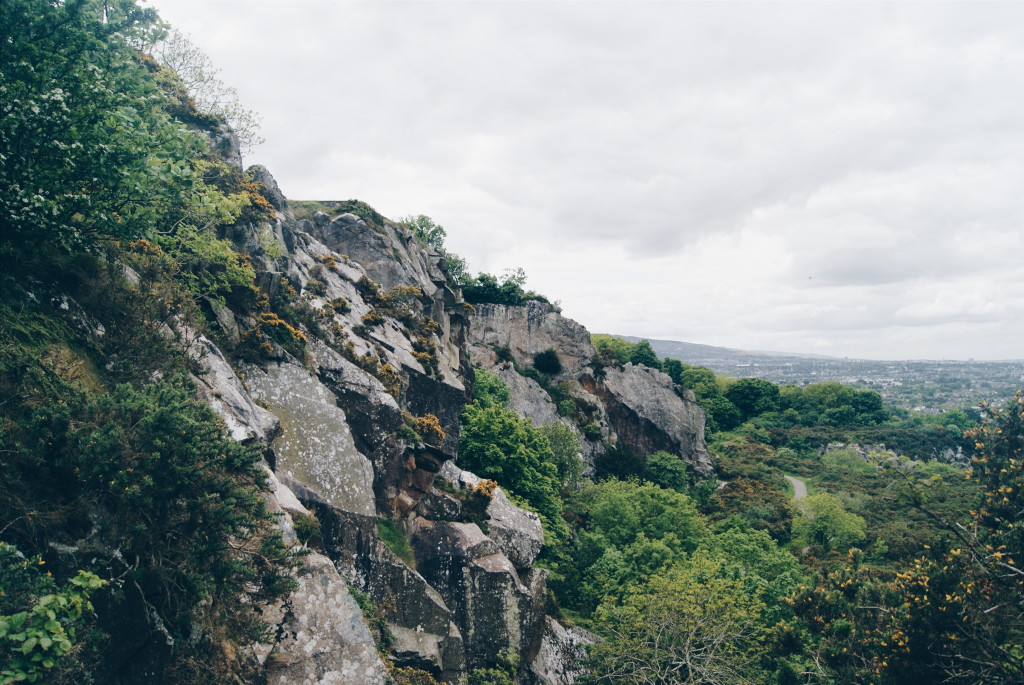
148 0 1024 361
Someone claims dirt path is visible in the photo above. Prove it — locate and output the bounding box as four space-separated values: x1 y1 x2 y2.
784 474 808 500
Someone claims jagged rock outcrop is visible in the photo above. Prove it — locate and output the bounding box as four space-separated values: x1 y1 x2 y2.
526 618 599 685
169 135 717 681
586 364 714 475
470 301 593 378
468 302 714 477
181 165 580 682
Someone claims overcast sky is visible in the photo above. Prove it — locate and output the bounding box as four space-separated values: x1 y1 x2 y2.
149 0 1024 361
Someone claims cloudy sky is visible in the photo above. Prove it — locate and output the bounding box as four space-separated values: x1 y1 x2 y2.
149 0 1024 360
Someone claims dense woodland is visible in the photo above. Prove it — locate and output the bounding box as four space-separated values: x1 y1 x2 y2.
1 2 1023 684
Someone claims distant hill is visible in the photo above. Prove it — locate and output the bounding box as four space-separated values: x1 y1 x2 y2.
611 335 1024 411
615 335 836 363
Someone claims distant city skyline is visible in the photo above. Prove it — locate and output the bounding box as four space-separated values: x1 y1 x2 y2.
152 1 1024 360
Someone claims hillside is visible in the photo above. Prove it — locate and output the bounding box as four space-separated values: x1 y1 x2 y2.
2 3 1023 685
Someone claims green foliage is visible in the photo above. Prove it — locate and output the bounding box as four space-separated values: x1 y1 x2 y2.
0 544 104 684
642 451 688 492
559 479 705 613
821 447 876 474
538 422 583 489
793 493 867 552
158 222 255 306
594 443 645 480
292 512 322 547
1 352 297 658
627 340 661 371
533 348 563 376
462 268 547 306
472 367 511 409
576 480 704 552
403 214 447 249
0 0 208 252
149 29 263 151
591 334 634 367
377 520 415 568
459 402 567 543
725 377 780 422
468 650 518 685
707 477 795 543
584 554 770 685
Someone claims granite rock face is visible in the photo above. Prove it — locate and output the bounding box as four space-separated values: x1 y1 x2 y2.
526 618 599 685
470 301 594 379
468 303 714 477
175 153 711 682
591 364 714 475
264 553 388 685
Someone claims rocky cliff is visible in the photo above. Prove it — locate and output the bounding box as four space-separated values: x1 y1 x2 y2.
176 153 712 681
467 302 714 477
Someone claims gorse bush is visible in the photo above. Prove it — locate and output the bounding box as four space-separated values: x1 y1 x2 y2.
5 373 297 640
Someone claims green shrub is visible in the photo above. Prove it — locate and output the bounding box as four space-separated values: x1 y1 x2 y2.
533 349 562 375
582 423 602 441
293 512 322 547
3 373 298 647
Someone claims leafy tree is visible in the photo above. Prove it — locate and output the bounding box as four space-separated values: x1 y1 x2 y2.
708 478 795 543
793 493 866 552
403 214 448 250
591 335 635 367
725 377 780 422
537 422 583 489
0 0 203 252
585 554 770 685
462 268 546 306
149 28 264 151
575 479 704 553
643 451 688 492
459 401 566 542
472 367 511 409
628 340 662 371
698 395 743 433
662 357 686 385
876 393 1024 683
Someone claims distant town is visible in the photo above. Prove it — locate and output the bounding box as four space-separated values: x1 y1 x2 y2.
620 336 1024 412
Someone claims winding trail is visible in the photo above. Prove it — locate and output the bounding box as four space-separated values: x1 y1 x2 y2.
784 474 808 500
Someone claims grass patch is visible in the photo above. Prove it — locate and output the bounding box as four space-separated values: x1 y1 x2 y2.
377 519 415 568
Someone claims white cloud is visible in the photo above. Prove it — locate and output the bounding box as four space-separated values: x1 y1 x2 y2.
149 0 1024 359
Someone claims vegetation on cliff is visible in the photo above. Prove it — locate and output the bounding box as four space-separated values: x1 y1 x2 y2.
0 1 299 680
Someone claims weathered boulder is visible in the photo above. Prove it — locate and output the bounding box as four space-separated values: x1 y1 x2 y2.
495 364 562 428
435 461 545 570
263 553 388 685
304 211 448 294
586 363 714 475
246 164 289 212
408 506 549 672
368 547 465 681
526 618 599 685
192 336 278 444
243 361 377 517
